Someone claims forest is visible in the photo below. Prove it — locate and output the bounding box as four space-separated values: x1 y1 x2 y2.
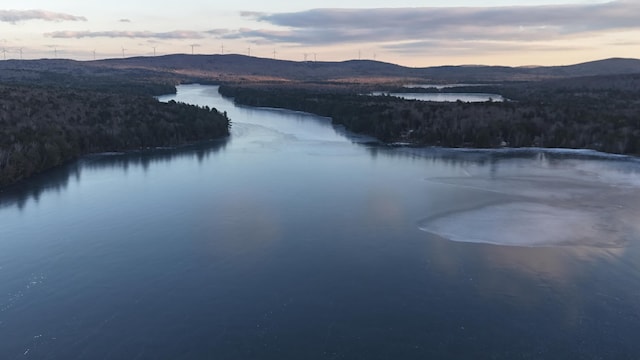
0 83 230 187
219 76 640 155
3 58 640 188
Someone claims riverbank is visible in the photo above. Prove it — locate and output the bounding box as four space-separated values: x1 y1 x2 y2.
219 81 640 155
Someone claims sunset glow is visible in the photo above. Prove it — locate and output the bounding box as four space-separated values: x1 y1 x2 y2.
1 1 638 66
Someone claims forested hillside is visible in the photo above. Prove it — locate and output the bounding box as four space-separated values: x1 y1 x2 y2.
0 84 230 187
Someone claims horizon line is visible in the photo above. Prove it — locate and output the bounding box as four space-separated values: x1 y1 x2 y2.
1 53 638 69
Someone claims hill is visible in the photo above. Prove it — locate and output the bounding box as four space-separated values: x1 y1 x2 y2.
91 55 640 83
2 55 640 85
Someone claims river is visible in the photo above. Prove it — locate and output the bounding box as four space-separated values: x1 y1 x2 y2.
1 84 639 359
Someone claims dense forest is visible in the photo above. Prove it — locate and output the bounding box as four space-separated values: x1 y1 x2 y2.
0 83 230 187
0 67 181 96
219 78 640 155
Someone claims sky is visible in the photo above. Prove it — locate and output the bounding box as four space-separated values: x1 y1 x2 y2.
1 0 638 67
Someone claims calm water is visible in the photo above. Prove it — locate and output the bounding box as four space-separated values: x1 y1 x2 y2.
404 84 487 89
1 84 640 359
372 92 505 102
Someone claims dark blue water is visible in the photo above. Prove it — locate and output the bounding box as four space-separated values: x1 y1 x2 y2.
2 85 640 359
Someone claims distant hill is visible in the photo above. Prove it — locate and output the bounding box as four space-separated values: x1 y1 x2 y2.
94 55 640 83
526 58 640 78
2 55 640 84
92 54 414 82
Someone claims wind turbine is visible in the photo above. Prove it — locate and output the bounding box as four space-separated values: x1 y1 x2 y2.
221 43 224 54
272 49 277 59
1 48 6 60
152 46 156 56
304 53 308 62
247 47 251 56
92 49 96 60
53 46 58 58
17 47 23 60
313 53 317 62
190 44 198 55
121 46 126 58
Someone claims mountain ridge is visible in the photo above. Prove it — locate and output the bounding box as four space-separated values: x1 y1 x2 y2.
92 55 640 82
1 55 639 83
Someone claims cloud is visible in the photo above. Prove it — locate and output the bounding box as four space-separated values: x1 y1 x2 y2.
0 9 86 23
239 11 265 17
45 30 206 39
382 40 590 56
119 18 131 23
205 29 233 36
234 1 640 45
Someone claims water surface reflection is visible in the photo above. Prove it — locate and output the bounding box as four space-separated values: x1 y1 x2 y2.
0 138 228 210
2 85 640 359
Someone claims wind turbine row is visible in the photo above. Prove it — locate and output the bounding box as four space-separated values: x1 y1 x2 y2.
0 44 333 63
0 47 24 60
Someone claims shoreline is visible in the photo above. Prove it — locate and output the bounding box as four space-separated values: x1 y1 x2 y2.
219 83 640 156
0 135 230 194
0 83 230 189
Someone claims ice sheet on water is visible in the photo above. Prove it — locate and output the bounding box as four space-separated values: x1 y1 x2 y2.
418 152 640 248
419 202 626 248
425 176 600 201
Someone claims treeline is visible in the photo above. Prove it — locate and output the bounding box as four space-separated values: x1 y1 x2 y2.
0 84 230 187
0 68 180 96
219 82 640 155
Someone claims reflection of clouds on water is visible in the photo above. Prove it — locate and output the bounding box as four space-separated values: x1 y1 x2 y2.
200 192 285 257
418 151 640 251
362 187 408 230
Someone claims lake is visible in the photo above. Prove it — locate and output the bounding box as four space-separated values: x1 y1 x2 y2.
372 92 505 102
404 83 488 90
1 84 639 359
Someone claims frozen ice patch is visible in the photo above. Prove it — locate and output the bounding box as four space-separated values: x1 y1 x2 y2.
418 153 640 248
419 202 625 248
